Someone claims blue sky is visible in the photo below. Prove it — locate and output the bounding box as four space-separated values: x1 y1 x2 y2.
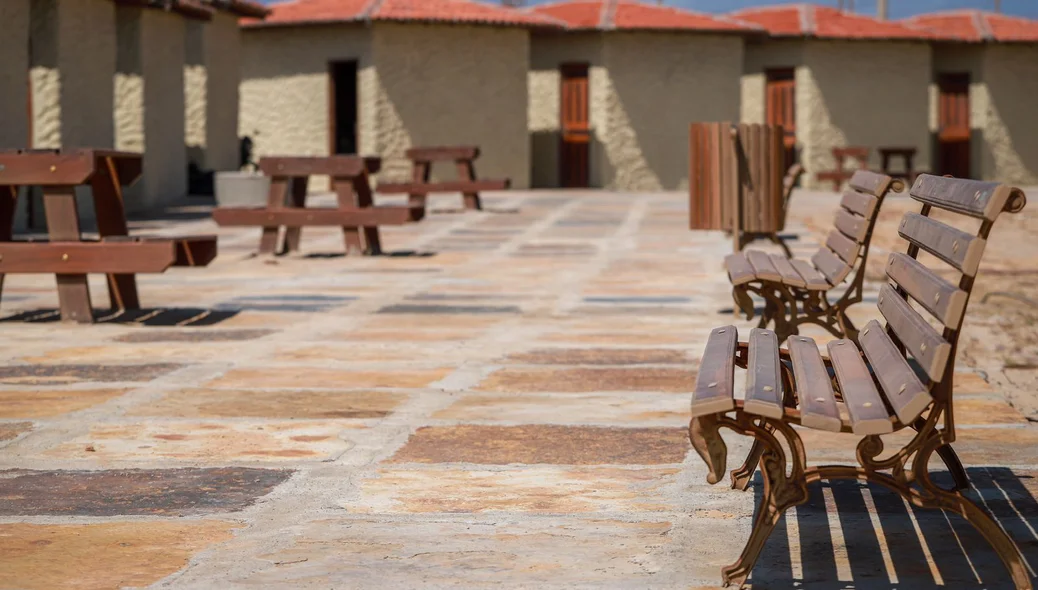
258 0 1038 19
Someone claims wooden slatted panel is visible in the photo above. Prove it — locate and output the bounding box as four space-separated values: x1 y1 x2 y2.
827 339 892 435
746 250 782 282
787 335 841 432
839 189 879 218
722 123 739 232
848 170 896 198
834 209 868 242
858 319 932 425
825 230 860 264
886 252 968 326
811 248 852 286
911 174 1025 221
770 254 806 288
743 328 783 419
898 212 986 276
877 284 952 381
690 326 738 416
725 253 756 286
789 259 830 290
690 123 726 231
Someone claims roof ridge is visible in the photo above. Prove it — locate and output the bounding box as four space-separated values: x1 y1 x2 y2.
973 10 994 41
800 4 816 36
599 0 618 30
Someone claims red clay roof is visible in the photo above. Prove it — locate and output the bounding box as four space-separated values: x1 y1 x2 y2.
250 0 562 28
731 3 932 40
532 0 760 33
903 10 1038 43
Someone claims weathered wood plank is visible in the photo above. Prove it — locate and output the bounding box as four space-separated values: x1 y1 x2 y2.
886 252 968 327
377 179 510 194
825 230 860 264
898 212 986 276
839 189 879 219
212 206 423 227
811 248 852 286
770 254 806 288
743 328 783 419
0 242 177 274
787 335 841 432
258 156 380 178
0 152 96 186
848 170 897 198
747 249 782 282
877 284 952 382
406 146 479 161
834 209 868 242
910 174 1026 221
827 339 892 435
858 319 932 425
691 326 738 417
789 259 830 290
725 253 755 286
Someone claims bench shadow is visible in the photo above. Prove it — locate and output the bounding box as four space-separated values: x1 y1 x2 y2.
0 308 240 326
745 467 1038 589
301 250 436 259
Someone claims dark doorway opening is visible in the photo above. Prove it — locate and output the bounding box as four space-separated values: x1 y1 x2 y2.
765 67 797 173
559 62 590 188
937 72 971 179
329 60 358 155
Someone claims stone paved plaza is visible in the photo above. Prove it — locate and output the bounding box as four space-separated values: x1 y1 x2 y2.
1 189 1037 589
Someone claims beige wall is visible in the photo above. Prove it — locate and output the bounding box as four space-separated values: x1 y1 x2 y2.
981 44 1038 185
530 32 742 191
30 0 116 149
371 23 530 188
0 0 30 149
240 24 374 190
186 11 243 172
740 39 804 126
116 6 188 211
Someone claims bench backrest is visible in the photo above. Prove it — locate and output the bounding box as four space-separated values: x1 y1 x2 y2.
867 175 1027 426
810 170 903 289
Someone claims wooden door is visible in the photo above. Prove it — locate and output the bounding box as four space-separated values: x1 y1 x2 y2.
765 68 796 172
559 63 590 188
937 73 971 178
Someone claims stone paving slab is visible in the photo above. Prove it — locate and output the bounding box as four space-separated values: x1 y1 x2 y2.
0 190 1035 589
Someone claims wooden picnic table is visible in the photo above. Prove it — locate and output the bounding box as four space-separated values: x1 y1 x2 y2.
0 149 217 323
212 155 424 256
878 146 917 182
816 146 870 190
377 145 510 211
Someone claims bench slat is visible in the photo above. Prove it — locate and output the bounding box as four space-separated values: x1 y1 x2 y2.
106 235 218 268
212 206 423 227
877 284 952 382
405 146 479 162
910 174 1025 221
691 326 738 417
825 230 860 264
827 339 893 435
858 319 933 425
0 241 177 273
886 252 968 327
770 254 806 288
811 248 852 286
725 253 755 286
788 335 842 432
746 250 782 282
848 170 895 198
258 156 379 178
839 189 879 219
789 259 830 290
898 212 986 276
744 328 783 419
377 179 509 194
834 209 868 242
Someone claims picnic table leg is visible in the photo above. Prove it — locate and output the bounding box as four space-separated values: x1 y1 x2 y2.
456 159 482 211
0 186 16 307
408 161 429 210
259 177 288 255
332 177 365 255
43 186 93 323
281 176 309 253
91 156 140 310
352 171 382 255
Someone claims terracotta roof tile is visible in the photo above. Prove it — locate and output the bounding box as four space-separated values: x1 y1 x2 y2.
732 3 931 40
532 0 759 33
251 0 561 28
903 10 1038 43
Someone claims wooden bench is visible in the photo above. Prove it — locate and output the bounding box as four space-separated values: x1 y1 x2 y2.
0 149 216 324
879 146 918 182
376 146 510 211
725 170 904 343
212 156 424 256
816 146 869 191
690 174 1029 589
690 122 803 255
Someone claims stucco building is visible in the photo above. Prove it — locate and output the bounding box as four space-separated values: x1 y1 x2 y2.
528 1 759 191
240 0 559 190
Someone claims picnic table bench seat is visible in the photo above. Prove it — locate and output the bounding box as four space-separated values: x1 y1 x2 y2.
725 170 904 343
212 156 423 256
376 145 510 211
690 174 1030 589
0 149 216 323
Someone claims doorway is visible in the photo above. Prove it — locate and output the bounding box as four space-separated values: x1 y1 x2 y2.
559 63 589 188
937 73 971 179
329 60 358 155
765 68 797 172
